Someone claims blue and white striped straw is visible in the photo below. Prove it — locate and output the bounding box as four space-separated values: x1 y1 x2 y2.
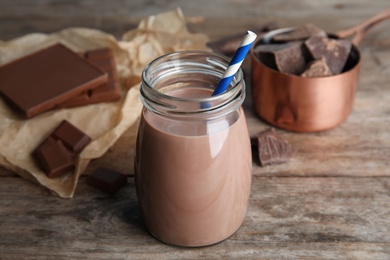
212 31 257 96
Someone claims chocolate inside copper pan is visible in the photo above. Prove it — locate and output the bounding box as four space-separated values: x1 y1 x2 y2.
250 8 390 132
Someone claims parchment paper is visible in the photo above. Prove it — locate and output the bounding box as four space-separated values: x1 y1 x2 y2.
0 8 209 198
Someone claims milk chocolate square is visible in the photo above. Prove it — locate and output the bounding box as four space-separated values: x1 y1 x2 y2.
51 120 91 153
0 43 108 118
35 140 75 178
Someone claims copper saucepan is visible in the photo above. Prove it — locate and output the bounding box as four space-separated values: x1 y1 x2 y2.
250 8 390 132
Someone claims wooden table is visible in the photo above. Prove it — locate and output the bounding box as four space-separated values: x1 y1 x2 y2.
1 1 390 259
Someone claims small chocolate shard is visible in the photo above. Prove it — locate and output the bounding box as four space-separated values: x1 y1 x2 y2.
87 167 127 195
301 58 332 77
251 128 293 166
255 42 307 75
272 23 326 42
304 36 352 74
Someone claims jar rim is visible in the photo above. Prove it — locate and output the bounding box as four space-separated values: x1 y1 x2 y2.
141 50 244 103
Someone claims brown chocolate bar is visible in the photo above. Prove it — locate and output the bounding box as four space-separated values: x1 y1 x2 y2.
304 36 352 75
57 48 121 108
251 128 293 166
87 167 127 195
0 43 108 118
255 42 308 75
34 120 91 178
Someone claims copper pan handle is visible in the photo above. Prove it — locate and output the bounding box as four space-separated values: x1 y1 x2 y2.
335 7 390 45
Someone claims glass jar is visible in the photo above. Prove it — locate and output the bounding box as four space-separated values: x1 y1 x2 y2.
135 51 252 247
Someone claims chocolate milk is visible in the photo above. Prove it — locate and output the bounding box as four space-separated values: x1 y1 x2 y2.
135 88 252 247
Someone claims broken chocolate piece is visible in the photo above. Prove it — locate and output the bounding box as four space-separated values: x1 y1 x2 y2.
87 167 127 195
33 120 91 178
254 42 308 75
57 48 121 108
252 128 293 166
301 58 332 77
0 43 108 118
304 36 352 74
51 120 92 153
35 140 75 178
272 23 326 42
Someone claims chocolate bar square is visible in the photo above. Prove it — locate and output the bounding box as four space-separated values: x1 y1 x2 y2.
35 140 75 178
51 120 92 153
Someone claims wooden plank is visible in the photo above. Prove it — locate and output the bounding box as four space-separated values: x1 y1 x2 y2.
1 0 390 40
0 176 389 259
0 0 389 20
1 0 390 258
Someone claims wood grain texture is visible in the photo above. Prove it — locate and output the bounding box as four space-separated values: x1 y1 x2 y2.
1 176 390 259
1 0 390 258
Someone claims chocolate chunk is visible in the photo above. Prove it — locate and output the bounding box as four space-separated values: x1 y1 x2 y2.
272 23 326 42
301 58 332 77
51 120 91 153
87 167 127 195
254 42 308 75
252 128 293 166
0 43 108 118
254 43 282 70
33 120 91 178
57 48 121 108
304 36 352 74
35 140 75 178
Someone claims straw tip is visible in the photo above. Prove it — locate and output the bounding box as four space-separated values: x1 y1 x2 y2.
246 30 257 38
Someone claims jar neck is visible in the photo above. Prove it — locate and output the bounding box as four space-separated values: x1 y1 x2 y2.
140 51 245 119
